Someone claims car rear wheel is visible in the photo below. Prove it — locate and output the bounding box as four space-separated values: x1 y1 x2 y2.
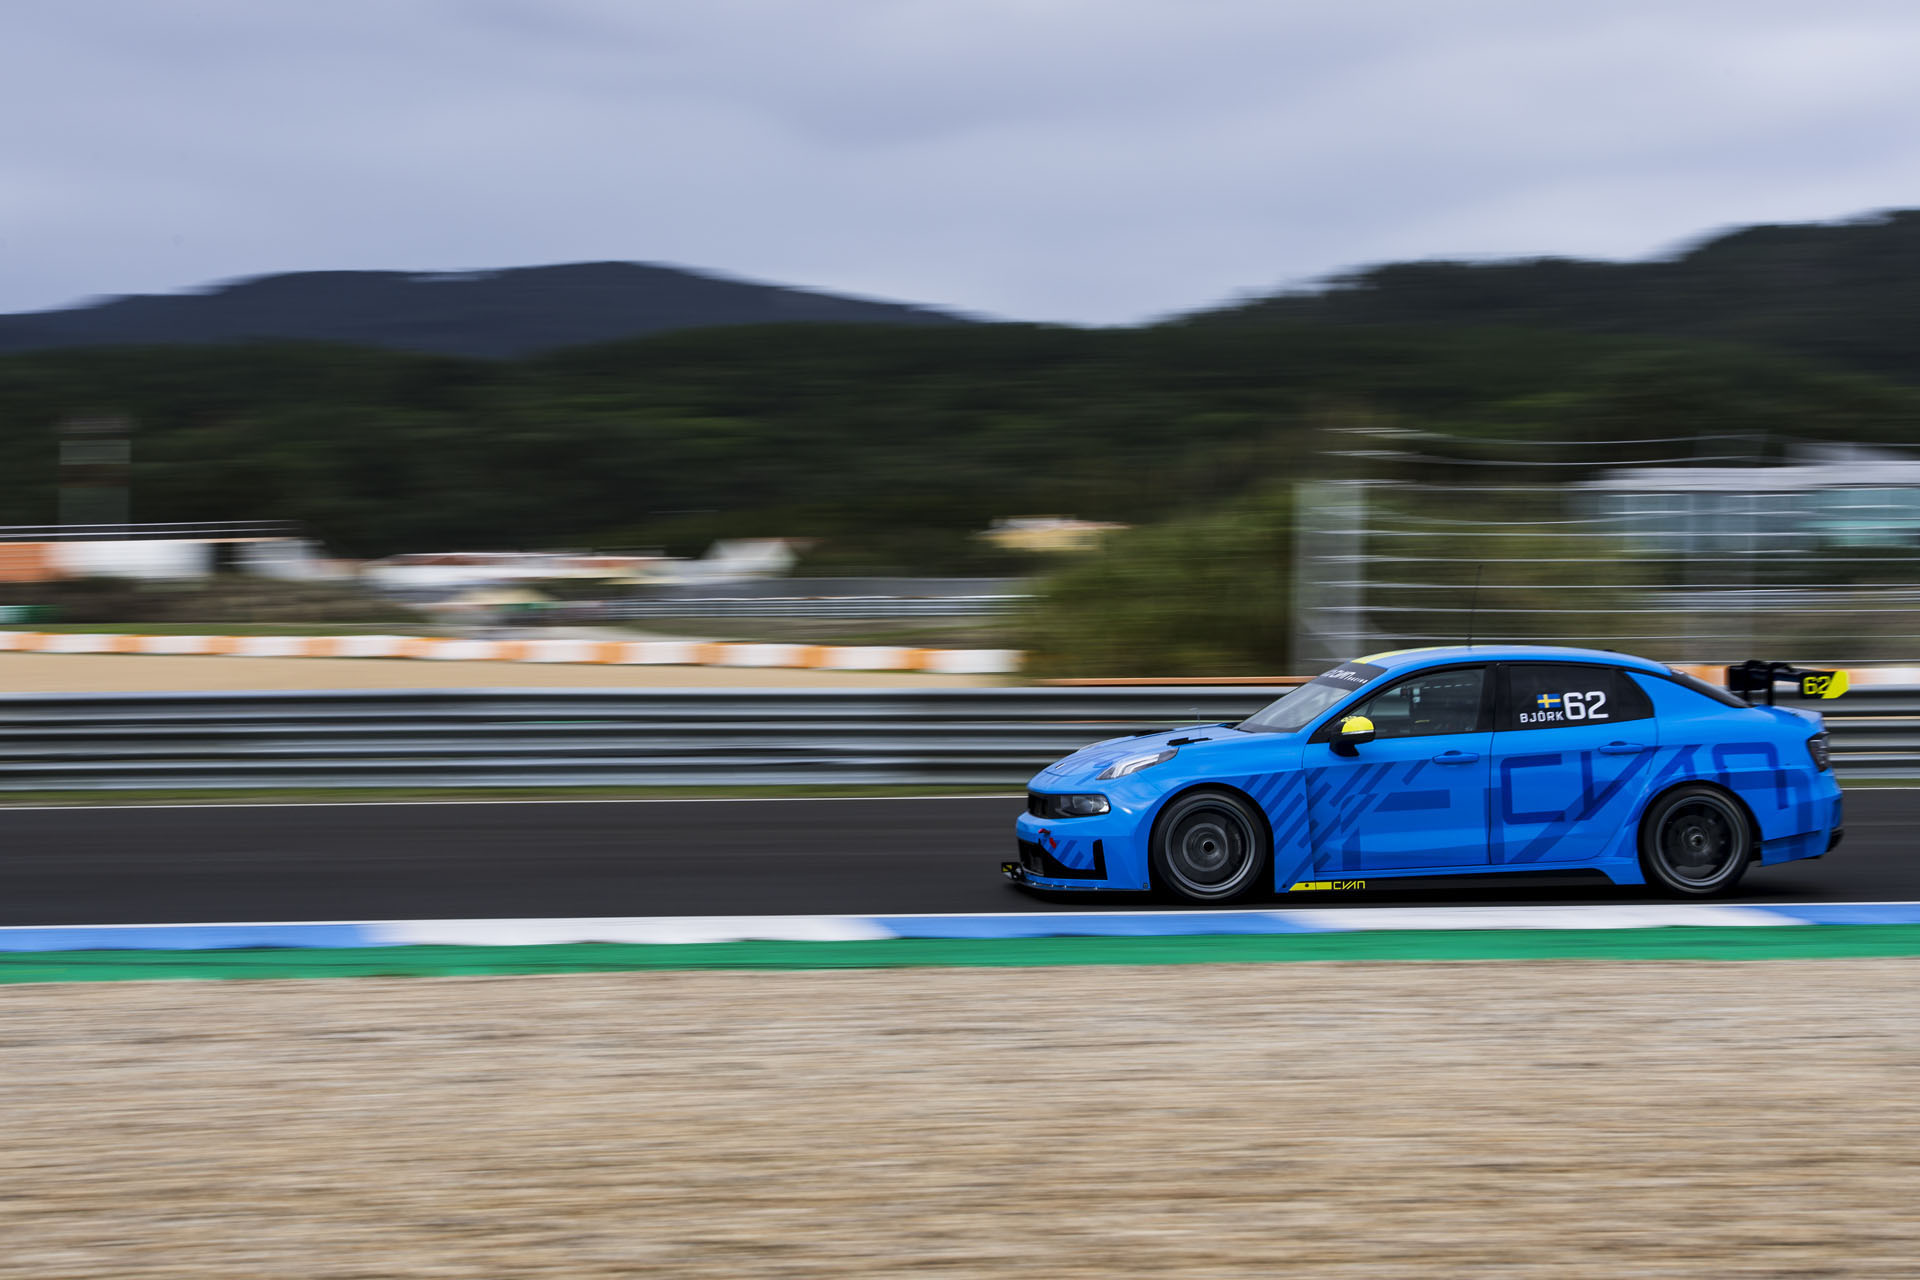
1150 790 1268 903
1640 786 1751 897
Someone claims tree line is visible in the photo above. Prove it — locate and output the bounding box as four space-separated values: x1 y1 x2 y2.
2 321 1914 572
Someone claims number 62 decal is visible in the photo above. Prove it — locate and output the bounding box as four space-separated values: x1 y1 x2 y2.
1564 690 1609 720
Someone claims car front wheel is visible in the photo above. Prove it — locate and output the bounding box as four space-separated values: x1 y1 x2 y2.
1640 785 1752 897
1150 790 1269 903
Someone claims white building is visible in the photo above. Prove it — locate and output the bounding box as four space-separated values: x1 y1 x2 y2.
1578 445 1920 554
0 523 335 584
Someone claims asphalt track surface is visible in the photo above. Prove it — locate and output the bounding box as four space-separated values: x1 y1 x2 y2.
0 791 1913 927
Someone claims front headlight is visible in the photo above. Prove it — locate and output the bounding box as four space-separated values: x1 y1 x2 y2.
1098 748 1176 781
1056 794 1110 817
1027 792 1111 818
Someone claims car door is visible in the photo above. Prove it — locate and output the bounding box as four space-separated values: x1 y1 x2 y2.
1304 664 1492 874
1491 663 1660 866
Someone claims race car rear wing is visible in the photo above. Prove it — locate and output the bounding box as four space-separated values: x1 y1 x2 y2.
1725 661 1849 706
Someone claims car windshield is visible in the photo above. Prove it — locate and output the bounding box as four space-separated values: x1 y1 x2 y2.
1237 660 1387 733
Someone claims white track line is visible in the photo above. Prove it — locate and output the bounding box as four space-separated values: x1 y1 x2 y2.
11 902 1918 932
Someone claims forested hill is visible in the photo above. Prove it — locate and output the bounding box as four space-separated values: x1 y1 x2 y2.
0 262 971 359
3 324 1918 561
1193 210 1920 385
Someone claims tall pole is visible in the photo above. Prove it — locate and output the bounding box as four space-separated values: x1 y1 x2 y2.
1290 476 1371 669
1347 478 1370 657
58 416 133 528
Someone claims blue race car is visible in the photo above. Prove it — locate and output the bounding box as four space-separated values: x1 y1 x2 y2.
1008 645 1843 901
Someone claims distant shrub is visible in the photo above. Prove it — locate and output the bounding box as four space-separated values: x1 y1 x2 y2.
1020 488 1294 678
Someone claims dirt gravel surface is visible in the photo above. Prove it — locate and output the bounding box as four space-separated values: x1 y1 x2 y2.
4 959 1918 1278
0 652 989 692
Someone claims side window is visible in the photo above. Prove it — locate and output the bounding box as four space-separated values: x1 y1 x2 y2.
1344 666 1487 740
1503 665 1653 731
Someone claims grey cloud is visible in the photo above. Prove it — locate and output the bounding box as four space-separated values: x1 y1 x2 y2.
1 0 1917 324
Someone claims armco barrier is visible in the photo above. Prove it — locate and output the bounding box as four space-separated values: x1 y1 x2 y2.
0 685 1912 791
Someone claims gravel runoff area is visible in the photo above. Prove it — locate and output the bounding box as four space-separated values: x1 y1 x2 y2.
0 652 991 692
4 959 1917 1278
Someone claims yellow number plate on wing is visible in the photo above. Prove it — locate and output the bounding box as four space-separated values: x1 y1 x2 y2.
1801 671 1849 699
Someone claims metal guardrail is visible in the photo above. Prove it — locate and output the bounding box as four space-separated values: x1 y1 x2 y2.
0 686 1913 790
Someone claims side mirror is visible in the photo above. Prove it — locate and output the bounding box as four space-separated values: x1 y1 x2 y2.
1331 715 1376 757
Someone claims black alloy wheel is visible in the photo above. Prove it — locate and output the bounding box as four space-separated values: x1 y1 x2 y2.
1150 790 1268 903
1640 785 1752 897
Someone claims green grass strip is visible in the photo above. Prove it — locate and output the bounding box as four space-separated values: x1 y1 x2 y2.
7 925 1920 983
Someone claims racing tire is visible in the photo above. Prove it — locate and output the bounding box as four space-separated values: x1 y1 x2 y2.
1150 789 1269 904
1639 785 1752 897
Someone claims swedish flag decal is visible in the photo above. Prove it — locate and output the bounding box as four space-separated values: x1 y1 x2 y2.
1536 693 1561 711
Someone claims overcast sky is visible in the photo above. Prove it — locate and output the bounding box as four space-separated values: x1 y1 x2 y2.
3 0 1918 324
